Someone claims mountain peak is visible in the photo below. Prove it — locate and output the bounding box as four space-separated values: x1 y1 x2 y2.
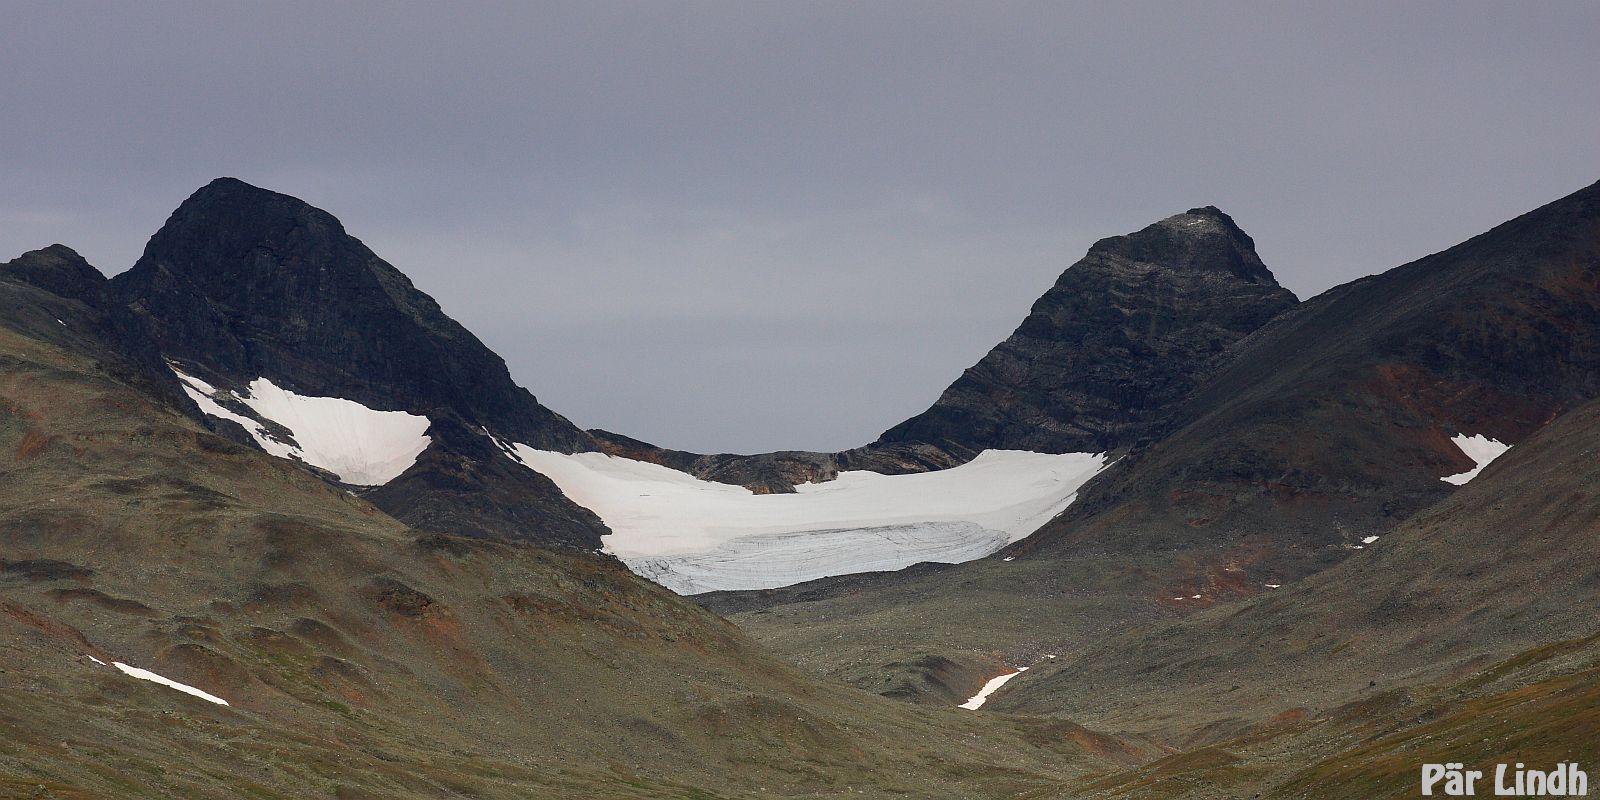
189 176 316 207
108 180 593 450
143 179 347 277
0 244 106 300
105 180 603 545
1087 205 1275 286
876 208 1298 456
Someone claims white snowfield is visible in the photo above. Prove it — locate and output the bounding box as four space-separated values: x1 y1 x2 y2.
171 365 431 486
88 657 230 706
510 445 1107 594
1442 433 1510 485
959 667 1028 710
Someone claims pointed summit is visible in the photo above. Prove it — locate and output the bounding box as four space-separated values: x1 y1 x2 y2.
875 207 1298 457
1088 205 1276 285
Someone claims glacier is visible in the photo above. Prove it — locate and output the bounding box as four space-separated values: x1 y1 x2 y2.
508 445 1107 594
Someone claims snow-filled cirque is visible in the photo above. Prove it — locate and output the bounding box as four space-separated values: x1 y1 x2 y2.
508 445 1108 594
170 365 431 486
1442 433 1511 485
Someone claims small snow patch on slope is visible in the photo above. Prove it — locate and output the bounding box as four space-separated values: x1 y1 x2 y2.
89 658 230 706
170 365 430 485
506 445 1106 593
1442 433 1511 485
960 667 1028 710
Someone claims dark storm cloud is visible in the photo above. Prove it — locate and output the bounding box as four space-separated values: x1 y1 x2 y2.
3 2 1596 451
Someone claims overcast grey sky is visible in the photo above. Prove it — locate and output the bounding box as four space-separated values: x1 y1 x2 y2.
3 2 1596 452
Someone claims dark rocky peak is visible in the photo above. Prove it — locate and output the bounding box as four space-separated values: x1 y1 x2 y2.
99 178 607 548
875 207 1298 458
1 244 107 301
108 177 593 452
1086 206 1276 285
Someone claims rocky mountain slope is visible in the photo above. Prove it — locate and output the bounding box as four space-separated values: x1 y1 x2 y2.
1013 175 1600 568
984 393 1600 797
1000 391 1600 730
0 275 1130 798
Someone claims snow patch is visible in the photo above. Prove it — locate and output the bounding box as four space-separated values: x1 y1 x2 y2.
960 667 1028 710
507 445 1106 594
238 378 431 486
170 365 430 485
108 661 229 706
1361 535 1380 544
1442 434 1510 485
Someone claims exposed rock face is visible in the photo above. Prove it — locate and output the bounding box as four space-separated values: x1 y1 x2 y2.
876 207 1298 459
106 178 607 547
588 430 965 494
367 418 606 544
